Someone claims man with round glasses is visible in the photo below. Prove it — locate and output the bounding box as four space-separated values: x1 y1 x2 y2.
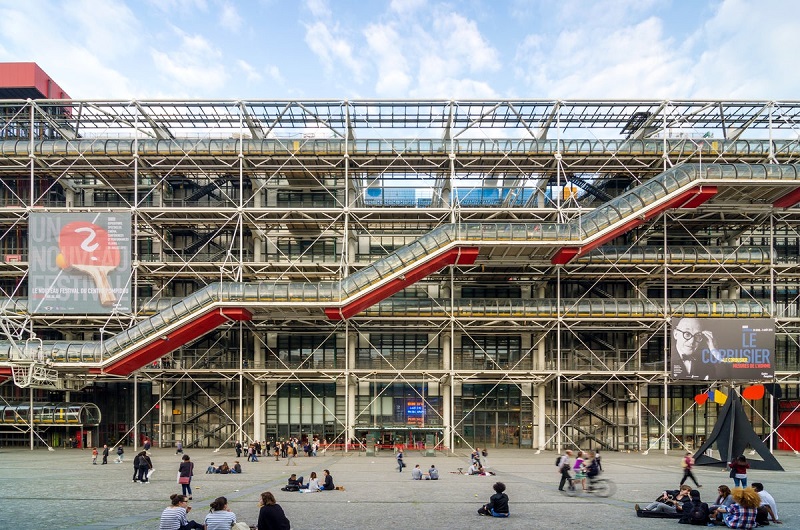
671 317 719 380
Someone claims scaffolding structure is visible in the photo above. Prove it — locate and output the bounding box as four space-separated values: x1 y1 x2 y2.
1 99 800 452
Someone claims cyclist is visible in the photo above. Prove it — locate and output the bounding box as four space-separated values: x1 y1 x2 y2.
585 450 601 490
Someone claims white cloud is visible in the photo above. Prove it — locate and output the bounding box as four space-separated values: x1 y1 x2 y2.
304 21 363 81
688 0 800 99
390 0 426 14
151 30 228 93
0 0 139 98
364 23 411 96
513 15 692 98
147 0 208 13
433 12 500 73
266 65 284 84
220 2 243 31
237 59 262 82
305 0 331 19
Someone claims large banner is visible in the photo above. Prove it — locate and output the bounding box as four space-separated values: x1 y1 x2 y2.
28 213 132 314
671 317 775 380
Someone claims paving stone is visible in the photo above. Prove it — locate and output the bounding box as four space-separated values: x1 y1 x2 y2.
0 447 797 529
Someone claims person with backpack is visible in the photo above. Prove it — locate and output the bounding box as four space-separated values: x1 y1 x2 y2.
115 445 124 463
556 449 573 492
678 489 710 525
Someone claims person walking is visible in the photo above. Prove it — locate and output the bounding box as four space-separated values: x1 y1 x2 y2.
132 451 141 482
557 450 573 491
235 441 242 458
178 454 195 500
92 447 98 465
101 444 109 464
396 448 405 472
115 445 125 463
285 443 297 466
257 491 290 530
137 450 153 483
679 451 702 488
175 440 184 455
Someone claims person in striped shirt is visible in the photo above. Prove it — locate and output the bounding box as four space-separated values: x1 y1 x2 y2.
159 494 202 530
724 487 760 529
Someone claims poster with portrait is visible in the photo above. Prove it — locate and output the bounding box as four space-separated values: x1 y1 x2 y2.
28 213 132 314
670 317 774 380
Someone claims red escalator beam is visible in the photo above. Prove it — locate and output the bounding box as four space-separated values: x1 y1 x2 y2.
94 307 252 376
773 187 800 208
325 246 479 320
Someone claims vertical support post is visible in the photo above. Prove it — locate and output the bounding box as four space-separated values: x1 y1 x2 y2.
29 386 34 450
133 374 138 451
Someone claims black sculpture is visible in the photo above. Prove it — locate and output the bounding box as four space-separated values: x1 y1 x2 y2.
693 396 783 471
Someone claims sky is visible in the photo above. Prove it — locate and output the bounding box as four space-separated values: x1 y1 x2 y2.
0 0 798 101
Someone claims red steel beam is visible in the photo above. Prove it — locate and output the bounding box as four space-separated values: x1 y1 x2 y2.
93 307 251 376
325 246 479 320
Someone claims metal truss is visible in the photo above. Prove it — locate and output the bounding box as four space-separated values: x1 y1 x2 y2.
2 99 800 452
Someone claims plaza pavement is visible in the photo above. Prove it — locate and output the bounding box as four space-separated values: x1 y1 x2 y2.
0 446 798 529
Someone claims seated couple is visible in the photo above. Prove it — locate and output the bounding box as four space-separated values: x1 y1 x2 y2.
635 485 695 518
281 470 344 492
411 464 439 480
468 462 495 476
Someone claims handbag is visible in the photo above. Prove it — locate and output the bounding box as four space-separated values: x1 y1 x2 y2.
178 476 190 484
729 468 736 478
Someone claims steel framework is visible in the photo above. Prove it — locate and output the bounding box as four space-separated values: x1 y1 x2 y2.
1 99 800 453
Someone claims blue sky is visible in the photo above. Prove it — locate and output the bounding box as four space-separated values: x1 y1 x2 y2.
0 0 798 100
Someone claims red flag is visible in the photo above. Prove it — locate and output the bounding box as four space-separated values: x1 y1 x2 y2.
742 384 765 400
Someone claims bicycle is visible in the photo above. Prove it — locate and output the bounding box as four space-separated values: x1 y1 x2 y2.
564 475 616 498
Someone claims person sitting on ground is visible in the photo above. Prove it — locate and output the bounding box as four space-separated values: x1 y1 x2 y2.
301 471 321 493
478 463 496 476
217 462 230 474
710 485 734 522
636 485 693 518
231 461 242 474
159 493 203 530
204 496 238 530
206 462 217 474
752 482 782 525
477 481 510 517
321 469 342 490
281 473 303 492
257 491 290 530
723 487 760 528
468 462 480 475
678 489 710 525
412 464 423 480
427 465 439 480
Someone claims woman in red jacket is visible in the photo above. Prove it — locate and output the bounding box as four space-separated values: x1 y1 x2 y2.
729 455 750 488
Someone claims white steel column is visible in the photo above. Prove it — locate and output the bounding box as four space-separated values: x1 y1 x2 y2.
253 335 263 441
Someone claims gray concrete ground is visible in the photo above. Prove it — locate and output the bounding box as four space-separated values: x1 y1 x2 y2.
0 447 798 529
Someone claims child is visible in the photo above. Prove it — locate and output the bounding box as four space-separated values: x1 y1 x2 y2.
477 482 510 517
92 447 98 465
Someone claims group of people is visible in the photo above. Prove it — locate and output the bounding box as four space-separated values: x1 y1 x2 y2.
636 482 781 527
159 492 290 530
556 449 601 492
206 461 242 474
279 469 345 492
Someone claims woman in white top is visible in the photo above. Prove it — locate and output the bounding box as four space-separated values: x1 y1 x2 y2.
302 471 321 492
204 496 237 530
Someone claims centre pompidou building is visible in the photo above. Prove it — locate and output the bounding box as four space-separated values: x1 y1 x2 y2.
1 86 800 452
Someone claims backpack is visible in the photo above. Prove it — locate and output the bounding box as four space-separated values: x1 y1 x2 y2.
555 456 561 467
683 502 709 525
